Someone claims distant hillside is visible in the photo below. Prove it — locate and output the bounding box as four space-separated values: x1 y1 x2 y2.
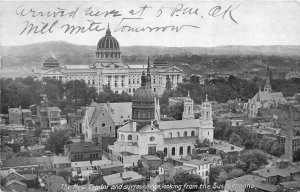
1 41 300 78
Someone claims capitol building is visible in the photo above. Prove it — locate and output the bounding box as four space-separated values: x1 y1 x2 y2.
33 26 183 95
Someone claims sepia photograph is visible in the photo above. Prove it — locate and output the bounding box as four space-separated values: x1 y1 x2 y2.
0 0 300 191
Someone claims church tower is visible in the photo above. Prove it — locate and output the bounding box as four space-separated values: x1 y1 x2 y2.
199 94 214 143
264 64 272 93
131 62 156 130
182 90 195 120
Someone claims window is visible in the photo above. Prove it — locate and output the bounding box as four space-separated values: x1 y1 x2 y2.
184 131 188 137
168 132 172 138
154 88 156 92
187 146 191 154
148 146 156 155
128 135 132 140
164 148 167 155
95 127 97 133
172 147 175 155
110 126 112 132
205 171 209 176
129 88 131 93
191 131 195 136
121 134 125 140
177 132 180 137
179 146 183 155
150 136 155 141
102 123 105 127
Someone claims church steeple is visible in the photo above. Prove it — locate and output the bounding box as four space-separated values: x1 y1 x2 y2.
182 90 194 120
146 57 151 88
264 64 271 93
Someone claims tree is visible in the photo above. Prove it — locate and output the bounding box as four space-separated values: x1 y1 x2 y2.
46 130 69 155
258 136 269 151
216 170 229 185
173 171 203 191
34 128 42 138
229 133 242 146
228 169 245 179
240 149 268 172
235 159 247 171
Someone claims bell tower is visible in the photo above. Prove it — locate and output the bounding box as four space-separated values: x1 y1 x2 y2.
182 90 195 120
199 94 214 142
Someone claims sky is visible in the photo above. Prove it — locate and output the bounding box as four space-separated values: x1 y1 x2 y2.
1 0 300 47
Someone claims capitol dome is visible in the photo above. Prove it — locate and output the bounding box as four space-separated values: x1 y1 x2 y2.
95 24 121 60
97 26 119 50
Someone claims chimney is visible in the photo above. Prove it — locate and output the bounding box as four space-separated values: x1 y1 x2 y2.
120 172 123 178
80 134 85 142
133 122 136 132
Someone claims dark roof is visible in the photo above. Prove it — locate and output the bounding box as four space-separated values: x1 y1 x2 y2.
97 28 119 50
2 157 38 167
132 86 155 103
69 141 101 153
45 175 67 191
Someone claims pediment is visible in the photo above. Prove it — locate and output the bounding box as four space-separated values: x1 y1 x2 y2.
163 66 183 73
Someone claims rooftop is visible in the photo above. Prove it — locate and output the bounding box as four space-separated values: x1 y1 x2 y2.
44 175 67 192
103 171 144 186
52 156 71 165
210 140 244 153
141 155 161 161
159 119 200 130
253 165 300 178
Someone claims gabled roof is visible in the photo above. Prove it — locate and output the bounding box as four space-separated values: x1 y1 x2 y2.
118 122 133 132
163 66 183 73
158 119 200 130
138 124 161 133
5 179 27 188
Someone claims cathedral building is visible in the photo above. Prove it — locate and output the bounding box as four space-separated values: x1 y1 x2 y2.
33 26 183 96
108 69 214 167
247 65 287 118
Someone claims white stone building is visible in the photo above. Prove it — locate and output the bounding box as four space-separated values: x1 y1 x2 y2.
33 26 183 96
108 70 214 167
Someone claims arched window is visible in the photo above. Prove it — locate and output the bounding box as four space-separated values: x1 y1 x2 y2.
184 131 188 137
168 132 172 138
187 146 191 154
172 147 175 155
164 148 167 155
128 135 132 140
191 131 195 136
177 132 180 137
121 134 125 140
179 146 183 155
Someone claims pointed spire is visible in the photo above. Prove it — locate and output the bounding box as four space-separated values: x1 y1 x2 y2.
146 57 151 88
188 90 190 97
205 94 208 102
106 23 111 36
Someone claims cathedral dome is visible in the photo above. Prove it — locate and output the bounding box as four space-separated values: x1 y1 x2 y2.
132 86 155 103
97 26 119 50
